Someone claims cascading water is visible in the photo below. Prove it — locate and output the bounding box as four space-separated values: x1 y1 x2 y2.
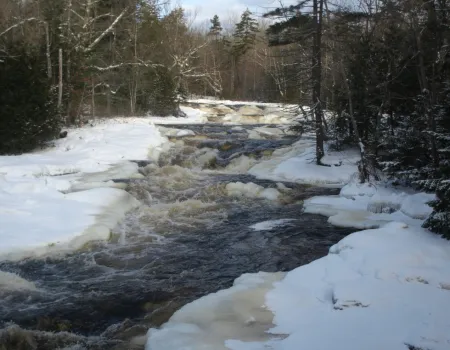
0 123 353 350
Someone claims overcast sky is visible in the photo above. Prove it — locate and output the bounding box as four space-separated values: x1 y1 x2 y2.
180 0 297 27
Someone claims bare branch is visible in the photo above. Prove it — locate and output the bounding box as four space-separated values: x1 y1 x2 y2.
90 61 164 71
85 7 129 52
0 18 42 38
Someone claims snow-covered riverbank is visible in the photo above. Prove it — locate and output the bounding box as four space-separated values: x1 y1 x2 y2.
146 136 450 350
0 118 168 261
0 101 295 262
1 100 449 349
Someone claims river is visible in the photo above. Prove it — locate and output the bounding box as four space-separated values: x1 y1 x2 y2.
0 123 353 350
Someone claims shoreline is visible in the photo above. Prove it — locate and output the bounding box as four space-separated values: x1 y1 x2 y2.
146 138 450 350
0 117 168 262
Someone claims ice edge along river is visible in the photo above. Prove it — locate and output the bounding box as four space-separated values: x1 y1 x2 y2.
144 110 450 349
0 117 170 262
0 102 449 350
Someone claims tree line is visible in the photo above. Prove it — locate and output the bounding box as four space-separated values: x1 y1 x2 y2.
0 0 448 237
263 0 449 238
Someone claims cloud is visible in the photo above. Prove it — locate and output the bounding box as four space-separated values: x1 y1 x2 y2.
181 0 294 25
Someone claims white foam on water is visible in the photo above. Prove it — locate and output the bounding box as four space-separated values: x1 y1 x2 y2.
250 219 297 231
223 156 258 173
226 182 280 201
0 271 37 291
158 126 196 138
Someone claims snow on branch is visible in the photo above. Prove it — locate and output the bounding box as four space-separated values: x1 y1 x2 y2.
85 7 129 52
0 18 43 38
90 61 164 71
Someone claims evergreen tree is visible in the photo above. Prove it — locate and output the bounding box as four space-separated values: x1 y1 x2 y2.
424 181 450 239
209 15 223 37
0 45 60 154
264 1 325 165
232 9 259 57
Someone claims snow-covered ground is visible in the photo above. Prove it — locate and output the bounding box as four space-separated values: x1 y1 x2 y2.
146 106 209 124
187 97 297 109
1 99 448 349
249 136 360 186
146 134 450 350
0 103 296 262
0 118 168 261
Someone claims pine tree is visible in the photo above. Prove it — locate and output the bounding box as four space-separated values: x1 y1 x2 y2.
209 15 222 37
424 181 450 239
0 45 60 154
264 1 325 164
232 9 259 57
420 84 450 239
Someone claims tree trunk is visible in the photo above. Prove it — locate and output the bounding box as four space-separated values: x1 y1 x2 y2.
414 14 440 168
58 48 63 109
44 22 52 80
106 86 111 117
340 60 378 182
312 0 325 164
91 78 95 118
66 0 72 124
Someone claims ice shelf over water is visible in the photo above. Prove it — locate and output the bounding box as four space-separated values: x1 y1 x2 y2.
146 126 450 350
0 117 168 261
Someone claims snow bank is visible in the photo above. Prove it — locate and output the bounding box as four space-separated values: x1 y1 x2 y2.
142 101 448 350
187 98 297 109
0 118 167 179
223 114 291 125
248 126 285 140
304 180 435 230
249 138 359 185
263 222 450 350
147 184 448 350
0 187 139 261
147 167 446 350
146 106 208 124
400 192 435 220
146 272 285 350
0 118 168 260
226 182 280 201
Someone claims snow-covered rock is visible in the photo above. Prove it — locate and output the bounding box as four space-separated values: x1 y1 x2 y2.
159 126 196 138
400 192 435 220
147 106 208 124
226 182 280 201
238 105 264 116
249 138 359 185
248 126 285 140
198 106 219 115
213 104 235 115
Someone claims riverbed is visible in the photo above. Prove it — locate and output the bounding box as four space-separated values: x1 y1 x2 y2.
0 123 353 350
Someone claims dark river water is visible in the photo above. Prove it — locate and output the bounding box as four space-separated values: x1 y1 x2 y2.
0 124 353 350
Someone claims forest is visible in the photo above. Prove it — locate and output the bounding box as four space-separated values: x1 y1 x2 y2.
0 0 449 238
